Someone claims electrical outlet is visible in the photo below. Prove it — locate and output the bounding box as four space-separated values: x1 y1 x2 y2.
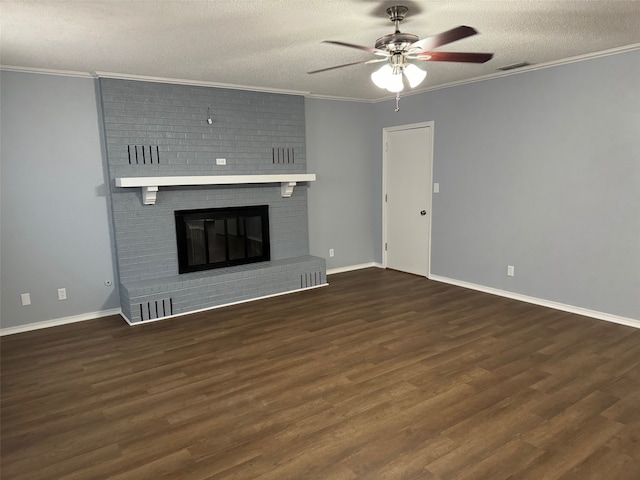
58 288 67 300
21 293 31 306
433 182 440 193
507 265 515 277
329 248 335 257
216 158 226 165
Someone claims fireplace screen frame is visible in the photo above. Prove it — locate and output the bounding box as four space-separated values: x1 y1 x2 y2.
175 205 270 274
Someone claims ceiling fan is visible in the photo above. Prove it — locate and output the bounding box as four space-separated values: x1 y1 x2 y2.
308 5 493 94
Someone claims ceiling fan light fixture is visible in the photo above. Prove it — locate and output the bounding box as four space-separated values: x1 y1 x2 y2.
403 63 427 88
371 63 404 92
386 71 404 93
371 64 392 88
311 6 494 102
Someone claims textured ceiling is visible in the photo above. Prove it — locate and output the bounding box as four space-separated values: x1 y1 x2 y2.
2 0 639 101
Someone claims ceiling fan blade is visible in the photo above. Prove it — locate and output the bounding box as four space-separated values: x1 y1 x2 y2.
323 40 389 57
307 58 385 74
415 51 493 63
409 26 478 52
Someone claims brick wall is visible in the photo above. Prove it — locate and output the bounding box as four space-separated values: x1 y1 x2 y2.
98 78 324 322
100 79 306 179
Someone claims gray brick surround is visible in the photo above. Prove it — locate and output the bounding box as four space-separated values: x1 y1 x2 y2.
99 78 325 324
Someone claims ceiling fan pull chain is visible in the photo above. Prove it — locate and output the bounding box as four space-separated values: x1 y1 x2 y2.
395 92 401 112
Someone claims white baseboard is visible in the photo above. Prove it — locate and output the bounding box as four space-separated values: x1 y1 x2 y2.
121 283 330 326
0 308 123 336
429 274 640 329
9 272 632 334
327 262 384 275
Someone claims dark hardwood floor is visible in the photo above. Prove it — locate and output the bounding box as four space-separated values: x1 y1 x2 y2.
2 268 639 479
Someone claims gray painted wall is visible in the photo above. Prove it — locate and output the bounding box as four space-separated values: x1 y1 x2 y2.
305 98 378 270
371 50 640 319
2 49 638 329
0 71 119 329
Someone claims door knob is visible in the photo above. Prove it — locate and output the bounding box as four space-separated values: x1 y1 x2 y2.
420 210 427 216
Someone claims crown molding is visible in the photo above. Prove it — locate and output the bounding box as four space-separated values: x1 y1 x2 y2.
372 43 640 103
0 65 310 96
92 71 310 97
305 92 373 103
0 65 94 78
4 43 638 102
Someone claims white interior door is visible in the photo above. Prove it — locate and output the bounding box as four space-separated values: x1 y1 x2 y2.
384 123 433 277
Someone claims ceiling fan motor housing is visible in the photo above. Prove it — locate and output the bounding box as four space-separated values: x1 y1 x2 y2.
375 32 419 52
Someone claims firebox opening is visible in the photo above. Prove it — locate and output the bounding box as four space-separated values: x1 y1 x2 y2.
175 205 270 274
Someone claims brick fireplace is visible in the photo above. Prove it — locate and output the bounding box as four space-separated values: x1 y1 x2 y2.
99 78 326 324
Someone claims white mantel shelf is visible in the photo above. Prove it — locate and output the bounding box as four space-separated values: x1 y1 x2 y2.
115 174 316 205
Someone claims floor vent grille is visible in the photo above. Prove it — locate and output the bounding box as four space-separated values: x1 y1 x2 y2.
138 298 173 321
301 271 323 288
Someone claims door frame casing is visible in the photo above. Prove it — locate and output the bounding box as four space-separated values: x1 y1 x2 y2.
382 121 435 277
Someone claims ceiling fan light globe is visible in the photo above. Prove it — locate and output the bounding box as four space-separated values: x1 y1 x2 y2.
371 64 404 92
386 73 404 92
371 64 394 89
404 63 427 88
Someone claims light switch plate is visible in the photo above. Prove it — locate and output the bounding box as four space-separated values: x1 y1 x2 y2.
21 293 31 306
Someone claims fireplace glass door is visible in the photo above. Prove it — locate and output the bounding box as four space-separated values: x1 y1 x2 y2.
175 205 270 273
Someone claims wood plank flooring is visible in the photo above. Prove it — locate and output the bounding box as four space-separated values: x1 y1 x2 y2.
2 268 639 479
